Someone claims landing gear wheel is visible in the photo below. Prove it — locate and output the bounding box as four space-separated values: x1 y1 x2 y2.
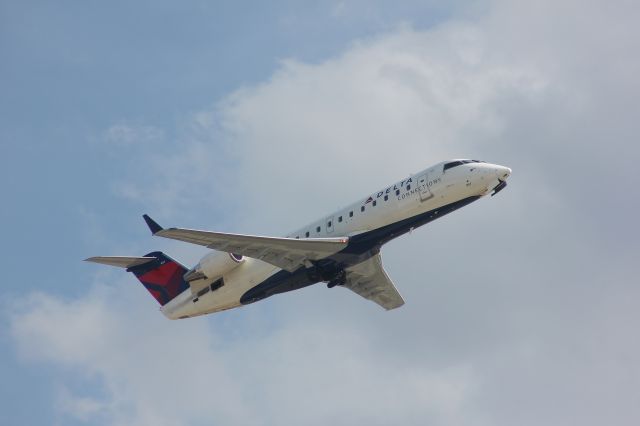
327 269 346 288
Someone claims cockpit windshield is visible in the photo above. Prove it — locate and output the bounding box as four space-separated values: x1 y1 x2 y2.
443 159 483 171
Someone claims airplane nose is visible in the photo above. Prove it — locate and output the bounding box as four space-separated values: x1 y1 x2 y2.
495 166 511 181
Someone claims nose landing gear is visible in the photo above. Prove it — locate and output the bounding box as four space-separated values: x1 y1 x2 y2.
491 179 507 196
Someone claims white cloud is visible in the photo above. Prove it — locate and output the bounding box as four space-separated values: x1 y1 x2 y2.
56 387 107 422
102 123 164 146
122 23 546 233
10 283 257 426
10 281 477 426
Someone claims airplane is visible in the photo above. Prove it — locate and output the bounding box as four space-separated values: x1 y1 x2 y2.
86 159 511 319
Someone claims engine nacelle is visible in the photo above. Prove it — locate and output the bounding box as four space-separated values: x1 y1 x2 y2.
183 251 244 282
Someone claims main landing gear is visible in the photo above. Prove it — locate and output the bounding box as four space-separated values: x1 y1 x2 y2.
327 269 346 288
306 261 347 288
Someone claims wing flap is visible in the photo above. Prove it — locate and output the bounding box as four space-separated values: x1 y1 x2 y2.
342 254 405 310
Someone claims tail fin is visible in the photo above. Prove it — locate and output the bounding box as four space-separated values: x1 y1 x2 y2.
127 251 190 306
86 251 189 306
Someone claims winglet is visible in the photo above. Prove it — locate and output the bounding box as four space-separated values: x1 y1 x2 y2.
143 214 163 235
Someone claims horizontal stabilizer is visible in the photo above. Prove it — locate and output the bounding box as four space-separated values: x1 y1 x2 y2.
85 252 189 306
84 256 155 269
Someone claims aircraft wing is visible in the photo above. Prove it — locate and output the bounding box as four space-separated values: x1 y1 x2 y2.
143 216 348 272
342 254 405 310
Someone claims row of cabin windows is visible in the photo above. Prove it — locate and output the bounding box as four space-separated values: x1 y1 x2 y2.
295 183 411 238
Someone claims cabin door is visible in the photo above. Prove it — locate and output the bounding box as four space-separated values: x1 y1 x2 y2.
416 172 434 202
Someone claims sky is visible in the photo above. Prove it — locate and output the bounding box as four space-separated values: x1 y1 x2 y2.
1 0 639 425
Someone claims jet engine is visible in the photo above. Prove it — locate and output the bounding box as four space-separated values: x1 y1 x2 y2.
183 251 244 282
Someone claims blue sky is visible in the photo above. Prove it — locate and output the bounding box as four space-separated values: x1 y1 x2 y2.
1 1 446 292
1 0 454 285
2 1 640 425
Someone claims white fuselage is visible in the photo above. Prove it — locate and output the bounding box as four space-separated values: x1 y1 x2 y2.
161 160 510 319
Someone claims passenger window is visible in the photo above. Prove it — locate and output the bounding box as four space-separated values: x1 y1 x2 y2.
361 206 365 212
373 200 377 206
316 226 321 233
338 216 342 222
396 189 400 195
349 211 353 217
327 221 332 227
407 184 411 190
384 195 388 201
305 231 309 238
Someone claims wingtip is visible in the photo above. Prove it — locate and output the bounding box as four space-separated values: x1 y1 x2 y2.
143 214 163 234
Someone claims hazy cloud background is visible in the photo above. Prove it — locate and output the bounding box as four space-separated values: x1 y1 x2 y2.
2 0 639 425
